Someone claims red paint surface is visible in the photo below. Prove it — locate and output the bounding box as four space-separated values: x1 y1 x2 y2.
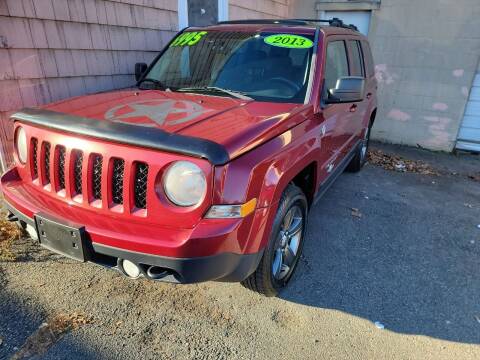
1 25 377 262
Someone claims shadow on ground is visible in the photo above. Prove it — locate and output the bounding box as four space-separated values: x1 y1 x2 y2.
1 145 479 359
282 161 480 344
0 267 102 360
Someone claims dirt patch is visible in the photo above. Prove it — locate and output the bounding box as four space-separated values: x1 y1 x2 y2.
368 149 440 175
468 173 480 182
351 208 363 218
10 312 92 360
0 217 22 261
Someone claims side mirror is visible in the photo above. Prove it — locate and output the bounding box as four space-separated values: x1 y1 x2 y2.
326 76 365 104
135 62 148 81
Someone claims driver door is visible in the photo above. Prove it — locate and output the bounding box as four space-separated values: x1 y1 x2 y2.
320 39 357 171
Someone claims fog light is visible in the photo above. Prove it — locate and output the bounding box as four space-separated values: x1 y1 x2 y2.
121 259 141 278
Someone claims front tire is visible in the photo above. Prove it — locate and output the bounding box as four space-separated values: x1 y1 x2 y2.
241 184 308 297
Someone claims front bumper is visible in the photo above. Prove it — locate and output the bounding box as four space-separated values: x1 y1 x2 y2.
4 200 263 283
1 164 269 283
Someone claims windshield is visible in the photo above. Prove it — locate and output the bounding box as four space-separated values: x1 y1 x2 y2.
142 31 315 103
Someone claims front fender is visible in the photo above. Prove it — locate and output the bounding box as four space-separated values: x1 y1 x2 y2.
212 118 322 252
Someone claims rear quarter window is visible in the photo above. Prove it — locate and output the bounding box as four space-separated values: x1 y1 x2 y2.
347 40 364 77
361 41 375 78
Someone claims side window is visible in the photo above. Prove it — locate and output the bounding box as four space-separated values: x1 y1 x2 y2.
361 41 375 78
348 40 364 77
324 41 349 92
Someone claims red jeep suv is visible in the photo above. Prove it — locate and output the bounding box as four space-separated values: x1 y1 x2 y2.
2 18 377 296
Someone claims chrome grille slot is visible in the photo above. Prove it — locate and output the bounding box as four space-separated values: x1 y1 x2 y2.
111 158 125 205
73 150 83 195
134 162 148 209
43 142 51 184
31 138 38 179
92 154 103 200
57 146 66 191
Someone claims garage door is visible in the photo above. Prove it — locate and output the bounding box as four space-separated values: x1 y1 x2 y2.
322 11 371 36
456 72 480 152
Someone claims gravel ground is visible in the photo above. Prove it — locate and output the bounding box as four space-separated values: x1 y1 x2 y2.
1 143 479 360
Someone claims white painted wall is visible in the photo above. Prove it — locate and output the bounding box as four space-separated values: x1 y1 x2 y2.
321 10 371 35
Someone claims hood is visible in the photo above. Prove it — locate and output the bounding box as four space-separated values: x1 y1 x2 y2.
42 90 305 160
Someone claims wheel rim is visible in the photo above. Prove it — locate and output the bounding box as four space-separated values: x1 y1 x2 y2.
360 128 370 161
272 205 304 281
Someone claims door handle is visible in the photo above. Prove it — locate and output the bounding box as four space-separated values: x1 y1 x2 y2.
349 104 358 113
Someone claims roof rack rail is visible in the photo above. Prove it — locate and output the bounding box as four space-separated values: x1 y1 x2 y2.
216 18 359 32
293 18 359 31
217 19 308 26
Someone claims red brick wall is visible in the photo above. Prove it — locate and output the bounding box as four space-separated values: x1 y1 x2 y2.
0 0 292 171
229 0 289 19
0 0 178 170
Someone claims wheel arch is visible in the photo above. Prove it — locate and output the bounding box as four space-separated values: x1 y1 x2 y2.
370 108 377 128
290 162 317 207
254 158 318 252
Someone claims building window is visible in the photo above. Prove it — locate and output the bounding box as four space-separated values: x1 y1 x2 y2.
178 0 228 29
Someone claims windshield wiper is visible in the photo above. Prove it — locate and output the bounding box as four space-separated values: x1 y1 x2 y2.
176 86 252 100
137 78 169 90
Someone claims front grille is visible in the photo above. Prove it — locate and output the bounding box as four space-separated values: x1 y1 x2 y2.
111 158 125 205
43 142 51 184
31 138 38 179
134 162 148 209
57 146 66 190
73 151 83 195
30 137 153 214
92 154 103 200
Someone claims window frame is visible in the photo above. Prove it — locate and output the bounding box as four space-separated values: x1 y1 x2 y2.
322 38 351 102
347 39 365 78
360 40 375 78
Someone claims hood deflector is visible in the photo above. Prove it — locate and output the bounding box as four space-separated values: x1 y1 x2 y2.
11 108 230 165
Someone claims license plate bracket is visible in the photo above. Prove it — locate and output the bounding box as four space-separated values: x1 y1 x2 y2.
35 214 87 262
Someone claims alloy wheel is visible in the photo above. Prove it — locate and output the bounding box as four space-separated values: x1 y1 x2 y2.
360 127 370 162
272 205 304 280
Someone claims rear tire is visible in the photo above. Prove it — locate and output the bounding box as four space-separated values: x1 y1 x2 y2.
346 125 371 173
241 184 308 297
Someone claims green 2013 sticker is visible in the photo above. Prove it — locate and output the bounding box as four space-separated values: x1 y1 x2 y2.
264 34 313 49
170 31 208 47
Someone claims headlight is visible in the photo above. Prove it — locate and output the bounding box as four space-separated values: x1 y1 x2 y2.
15 126 27 164
163 161 206 207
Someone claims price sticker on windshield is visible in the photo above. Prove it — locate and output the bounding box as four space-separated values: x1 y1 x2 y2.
171 31 208 47
264 34 313 49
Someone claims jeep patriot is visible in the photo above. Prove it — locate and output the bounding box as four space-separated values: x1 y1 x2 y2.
2 18 377 296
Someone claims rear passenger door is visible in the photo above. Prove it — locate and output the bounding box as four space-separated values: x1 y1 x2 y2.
346 39 369 143
361 40 377 127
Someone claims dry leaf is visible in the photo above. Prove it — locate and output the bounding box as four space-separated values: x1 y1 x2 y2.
468 173 480 182
368 150 439 176
351 208 362 218
11 313 92 360
0 217 22 261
